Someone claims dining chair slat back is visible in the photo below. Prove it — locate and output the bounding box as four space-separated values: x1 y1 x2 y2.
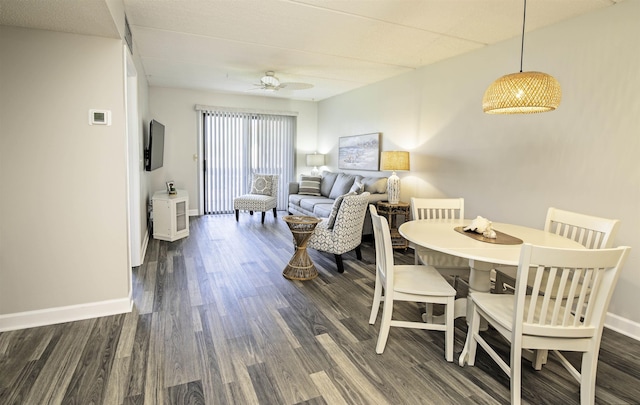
411 197 465 221
545 207 620 250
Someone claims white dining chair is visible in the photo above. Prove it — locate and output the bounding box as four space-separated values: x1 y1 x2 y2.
410 198 470 321
493 207 620 370
459 243 630 405
368 205 456 361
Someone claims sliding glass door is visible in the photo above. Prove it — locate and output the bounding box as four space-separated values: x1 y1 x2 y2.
201 109 295 214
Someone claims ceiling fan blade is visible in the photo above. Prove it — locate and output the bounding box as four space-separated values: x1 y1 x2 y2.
248 71 312 93
280 82 314 90
247 83 278 92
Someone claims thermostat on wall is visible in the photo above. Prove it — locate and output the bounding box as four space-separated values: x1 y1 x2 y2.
89 109 112 126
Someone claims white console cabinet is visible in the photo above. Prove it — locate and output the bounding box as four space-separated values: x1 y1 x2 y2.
152 190 189 241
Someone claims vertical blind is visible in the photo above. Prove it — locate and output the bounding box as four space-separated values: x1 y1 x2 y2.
201 109 295 214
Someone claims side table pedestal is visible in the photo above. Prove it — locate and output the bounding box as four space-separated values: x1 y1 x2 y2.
283 216 322 280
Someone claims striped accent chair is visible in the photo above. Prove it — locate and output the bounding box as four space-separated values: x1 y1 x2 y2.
234 174 279 224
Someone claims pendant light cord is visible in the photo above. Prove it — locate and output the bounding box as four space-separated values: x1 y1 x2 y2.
519 0 527 73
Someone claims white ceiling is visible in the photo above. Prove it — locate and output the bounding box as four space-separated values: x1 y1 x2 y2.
0 0 623 101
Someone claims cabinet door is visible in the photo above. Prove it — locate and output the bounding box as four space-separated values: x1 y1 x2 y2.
176 200 187 232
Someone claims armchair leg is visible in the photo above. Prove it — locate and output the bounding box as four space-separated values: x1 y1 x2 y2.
261 211 266 224
235 210 239 221
273 207 277 218
355 245 362 261
334 254 345 273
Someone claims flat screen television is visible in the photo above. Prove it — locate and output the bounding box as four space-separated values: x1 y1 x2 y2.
145 119 165 171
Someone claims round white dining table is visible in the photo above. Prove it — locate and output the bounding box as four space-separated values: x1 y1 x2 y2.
398 219 585 320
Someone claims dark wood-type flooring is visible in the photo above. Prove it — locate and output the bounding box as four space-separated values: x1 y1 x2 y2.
1 213 639 404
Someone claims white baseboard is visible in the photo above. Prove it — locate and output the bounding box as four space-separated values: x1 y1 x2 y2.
0 295 133 332
605 312 640 341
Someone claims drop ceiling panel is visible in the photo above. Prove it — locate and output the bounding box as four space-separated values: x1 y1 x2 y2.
0 0 625 100
0 0 120 38
127 1 480 68
296 0 617 43
137 26 416 100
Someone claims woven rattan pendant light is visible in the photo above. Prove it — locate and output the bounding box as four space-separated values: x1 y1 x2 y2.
483 0 561 114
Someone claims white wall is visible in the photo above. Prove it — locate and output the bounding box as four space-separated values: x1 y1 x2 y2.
147 87 318 210
0 26 131 324
128 45 151 264
105 0 151 266
318 1 640 333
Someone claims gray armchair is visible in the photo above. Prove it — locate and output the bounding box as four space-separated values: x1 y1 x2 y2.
307 192 370 273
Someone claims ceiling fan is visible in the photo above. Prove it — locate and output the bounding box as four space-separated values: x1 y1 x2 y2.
250 71 313 92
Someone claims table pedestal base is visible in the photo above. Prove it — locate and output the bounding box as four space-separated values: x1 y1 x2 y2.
422 260 493 329
422 298 467 323
283 246 318 280
283 216 321 281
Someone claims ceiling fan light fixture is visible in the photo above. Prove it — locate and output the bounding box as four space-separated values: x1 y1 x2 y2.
261 71 280 87
483 71 561 114
249 71 313 93
483 0 561 114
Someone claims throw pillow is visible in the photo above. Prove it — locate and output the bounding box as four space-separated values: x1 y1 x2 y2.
329 173 357 199
298 175 321 196
361 176 388 194
327 191 356 229
250 174 273 196
349 180 364 194
320 171 339 197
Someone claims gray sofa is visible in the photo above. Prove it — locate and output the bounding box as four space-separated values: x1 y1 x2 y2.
288 171 388 235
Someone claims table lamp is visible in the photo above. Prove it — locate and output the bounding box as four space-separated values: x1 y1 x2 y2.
381 151 410 204
306 153 325 176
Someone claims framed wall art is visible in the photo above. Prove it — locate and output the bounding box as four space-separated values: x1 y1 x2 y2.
338 133 380 171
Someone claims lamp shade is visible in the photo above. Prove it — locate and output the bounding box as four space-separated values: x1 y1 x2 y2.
482 71 561 114
381 151 409 205
306 154 325 167
380 151 410 172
